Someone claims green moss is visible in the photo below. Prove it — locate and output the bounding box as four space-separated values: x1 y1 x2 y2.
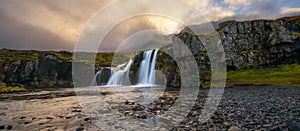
0 86 26 93
227 64 300 87
0 74 5 80
0 50 39 62
202 83 211 89
291 32 300 38
198 52 208 56
241 63 248 70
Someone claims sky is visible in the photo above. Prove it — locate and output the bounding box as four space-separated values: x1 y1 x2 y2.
0 0 300 51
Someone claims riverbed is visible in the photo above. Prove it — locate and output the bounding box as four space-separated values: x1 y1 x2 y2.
0 86 299 130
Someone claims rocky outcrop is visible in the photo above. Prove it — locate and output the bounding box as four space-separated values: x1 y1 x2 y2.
218 18 300 69
1 53 73 87
177 17 300 70
154 16 300 88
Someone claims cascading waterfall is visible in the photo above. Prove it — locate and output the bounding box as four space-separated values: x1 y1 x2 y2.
138 49 158 85
93 49 159 86
91 70 102 86
107 59 133 85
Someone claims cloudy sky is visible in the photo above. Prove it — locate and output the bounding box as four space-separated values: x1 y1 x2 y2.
0 0 300 51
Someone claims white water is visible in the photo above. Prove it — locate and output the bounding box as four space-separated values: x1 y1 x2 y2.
93 49 159 86
91 70 102 86
107 59 134 86
138 49 158 85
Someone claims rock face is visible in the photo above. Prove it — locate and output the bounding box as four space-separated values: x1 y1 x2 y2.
177 17 300 71
218 18 300 69
1 53 73 87
156 16 300 88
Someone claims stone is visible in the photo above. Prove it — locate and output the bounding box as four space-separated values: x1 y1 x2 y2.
6 125 12 130
140 115 147 119
286 121 300 131
72 109 82 112
270 126 282 131
46 116 54 119
228 126 242 131
76 127 84 131
84 117 90 121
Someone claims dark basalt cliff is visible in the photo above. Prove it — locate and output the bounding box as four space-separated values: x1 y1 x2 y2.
1 16 300 88
179 16 300 70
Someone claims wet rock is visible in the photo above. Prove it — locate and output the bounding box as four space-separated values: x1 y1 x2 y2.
286 121 300 131
6 125 12 130
46 116 54 119
76 127 84 131
24 121 31 124
125 100 135 105
84 117 90 121
72 109 82 112
140 115 147 119
270 126 282 131
228 126 242 131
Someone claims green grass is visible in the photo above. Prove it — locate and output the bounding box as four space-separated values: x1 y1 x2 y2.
291 32 300 38
227 64 300 87
0 86 26 93
0 49 39 62
0 49 131 67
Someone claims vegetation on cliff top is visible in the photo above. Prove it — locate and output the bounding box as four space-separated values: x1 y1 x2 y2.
0 48 130 67
0 86 26 93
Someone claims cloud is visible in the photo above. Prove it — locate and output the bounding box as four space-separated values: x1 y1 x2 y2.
0 11 71 50
281 7 300 15
0 0 299 51
223 0 251 6
0 0 110 51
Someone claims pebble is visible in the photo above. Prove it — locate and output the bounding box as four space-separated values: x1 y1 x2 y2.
6 125 12 130
84 117 90 121
228 126 241 131
72 109 82 112
76 127 84 131
286 121 300 131
46 116 54 119
270 126 282 131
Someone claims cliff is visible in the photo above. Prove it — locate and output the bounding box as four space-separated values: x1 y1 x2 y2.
0 49 127 88
141 16 300 88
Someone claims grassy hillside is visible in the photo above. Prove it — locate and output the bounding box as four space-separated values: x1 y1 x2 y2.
0 48 131 67
227 64 300 87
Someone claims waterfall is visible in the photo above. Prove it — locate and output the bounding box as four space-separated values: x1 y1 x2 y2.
91 70 102 86
138 49 158 85
93 49 159 86
107 59 134 86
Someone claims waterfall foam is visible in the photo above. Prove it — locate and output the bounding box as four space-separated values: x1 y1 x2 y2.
107 59 133 86
93 49 159 86
138 49 158 85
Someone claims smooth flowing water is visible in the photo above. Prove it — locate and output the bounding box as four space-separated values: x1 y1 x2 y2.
93 49 159 86
138 49 158 85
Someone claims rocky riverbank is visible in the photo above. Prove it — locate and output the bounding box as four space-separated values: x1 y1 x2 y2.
0 86 299 130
